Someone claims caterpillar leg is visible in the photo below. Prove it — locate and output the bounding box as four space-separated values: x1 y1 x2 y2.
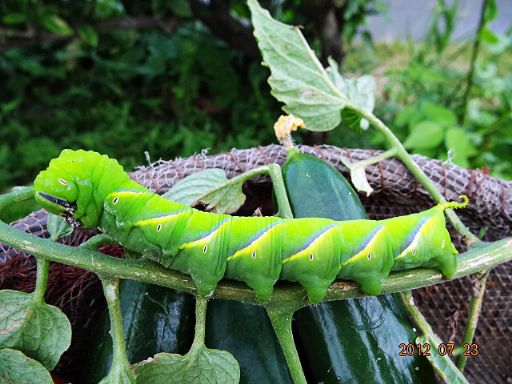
170 246 227 298
337 224 394 296
300 278 332 304
280 222 342 304
436 253 457 279
240 275 275 302
222 217 285 302
226 246 280 302
353 275 386 296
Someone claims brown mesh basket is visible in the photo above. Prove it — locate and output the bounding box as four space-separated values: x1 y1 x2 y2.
1 145 511 383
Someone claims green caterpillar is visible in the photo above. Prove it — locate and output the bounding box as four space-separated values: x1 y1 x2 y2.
34 150 468 303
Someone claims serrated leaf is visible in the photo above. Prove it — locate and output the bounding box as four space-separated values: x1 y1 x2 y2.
135 347 240 384
0 290 71 370
79 24 99 47
47 214 73 241
2 12 26 24
163 169 246 214
0 348 52 384
327 58 375 129
415 335 469 383
404 121 444 150
41 15 73 36
248 0 347 132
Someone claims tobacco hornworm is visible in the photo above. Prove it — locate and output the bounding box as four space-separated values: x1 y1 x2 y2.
34 150 468 303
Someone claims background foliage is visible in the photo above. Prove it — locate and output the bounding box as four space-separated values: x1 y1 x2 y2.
0 0 510 191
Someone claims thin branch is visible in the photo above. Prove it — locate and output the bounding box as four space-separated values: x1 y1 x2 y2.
456 269 489 371
459 0 488 124
190 0 261 60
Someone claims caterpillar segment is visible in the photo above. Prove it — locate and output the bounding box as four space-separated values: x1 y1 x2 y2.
34 150 468 303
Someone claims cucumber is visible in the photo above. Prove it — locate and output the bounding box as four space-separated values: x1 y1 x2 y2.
78 280 195 383
205 300 293 384
282 147 435 383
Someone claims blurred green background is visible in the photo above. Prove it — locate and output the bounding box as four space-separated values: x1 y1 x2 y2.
0 0 511 191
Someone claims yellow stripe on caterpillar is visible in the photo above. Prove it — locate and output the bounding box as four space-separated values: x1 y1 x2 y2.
342 226 386 266
134 211 188 227
282 226 337 264
227 223 283 262
179 220 232 250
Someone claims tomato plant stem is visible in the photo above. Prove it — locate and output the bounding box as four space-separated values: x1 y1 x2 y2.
267 305 307 384
101 277 134 381
188 296 208 359
33 257 49 305
456 270 489 371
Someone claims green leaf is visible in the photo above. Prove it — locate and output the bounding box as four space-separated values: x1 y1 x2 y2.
2 13 26 24
163 169 246 214
163 169 229 206
169 0 192 17
421 103 457 127
0 290 72 370
41 15 73 36
47 214 73 241
445 128 477 167
79 24 99 47
415 335 469 383
395 105 420 127
248 0 348 132
327 58 375 129
404 121 444 150
0 348 53 384
197 180 246 215
135 347 239 384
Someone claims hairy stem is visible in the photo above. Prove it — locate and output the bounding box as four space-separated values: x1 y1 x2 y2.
456 270 489 371
267 163 293 219
267 305 307 384
101 277 134 381
79 234 118 249
33 257 49 305
188 296 208 359
400 291 433 335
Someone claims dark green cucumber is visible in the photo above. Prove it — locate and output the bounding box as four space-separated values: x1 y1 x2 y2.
79 280 195 384
283 148 435 383
205 300 293 384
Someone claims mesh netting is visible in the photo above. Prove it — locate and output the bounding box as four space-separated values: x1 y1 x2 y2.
1 144 511 383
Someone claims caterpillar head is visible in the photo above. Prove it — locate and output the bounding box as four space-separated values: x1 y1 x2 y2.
34 149 128 228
